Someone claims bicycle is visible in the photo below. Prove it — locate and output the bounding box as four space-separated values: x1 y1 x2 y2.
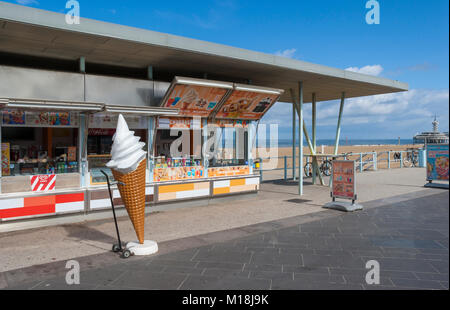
403 151 418 168
304 158 333 177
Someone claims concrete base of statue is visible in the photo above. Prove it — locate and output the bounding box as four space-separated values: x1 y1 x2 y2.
126 240 158 256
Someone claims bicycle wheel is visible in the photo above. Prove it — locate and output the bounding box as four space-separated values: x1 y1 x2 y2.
304 162 313 177
403 157 412 168
321 160 332 176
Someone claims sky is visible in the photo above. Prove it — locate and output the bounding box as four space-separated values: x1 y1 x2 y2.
5 0 450 140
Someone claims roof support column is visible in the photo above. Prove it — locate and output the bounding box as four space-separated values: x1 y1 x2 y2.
292 101 296 181
298 81 304 196
79 57 86 73
147 66 154 80
334 92 346 155
312 93 317 185
290 90 325 186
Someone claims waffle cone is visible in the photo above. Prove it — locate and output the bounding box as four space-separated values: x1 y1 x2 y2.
112 159 147 244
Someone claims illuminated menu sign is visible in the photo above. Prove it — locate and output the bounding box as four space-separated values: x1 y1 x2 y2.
161 77 233 117
215 88 282 120
332 160 356 200
160 77 283 120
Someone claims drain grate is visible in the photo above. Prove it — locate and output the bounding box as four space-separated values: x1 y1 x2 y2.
286 198 312 204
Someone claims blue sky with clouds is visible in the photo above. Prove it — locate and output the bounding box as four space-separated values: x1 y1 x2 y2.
6 0 449 139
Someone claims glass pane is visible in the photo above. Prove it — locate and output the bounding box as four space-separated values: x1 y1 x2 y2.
1 126 79 176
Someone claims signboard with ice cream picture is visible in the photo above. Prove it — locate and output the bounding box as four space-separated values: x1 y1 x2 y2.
161 78 232 117
215 90 280 120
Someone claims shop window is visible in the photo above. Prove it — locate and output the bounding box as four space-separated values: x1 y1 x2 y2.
152 123 204 182
154 129 202 166
1 126 79 176
208 127 248 168
87 114 148 185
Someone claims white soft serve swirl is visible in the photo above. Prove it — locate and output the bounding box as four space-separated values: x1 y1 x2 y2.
106 114 147 174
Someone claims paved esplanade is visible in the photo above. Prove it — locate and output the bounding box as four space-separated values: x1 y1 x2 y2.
1 184 448 290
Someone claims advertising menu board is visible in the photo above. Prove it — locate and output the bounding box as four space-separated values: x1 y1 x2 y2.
153 166 204 182
208 119 250 128
162 84 229 117
88 114 147 129
1 143 10 176
208 166 250 178
2 110 79 127
68 147 77 162
157 117 202 129
426 144 449 181
215 91 280 120
332 160 356 200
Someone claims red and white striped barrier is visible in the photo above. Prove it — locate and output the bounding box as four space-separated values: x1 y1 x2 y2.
0 192 85 219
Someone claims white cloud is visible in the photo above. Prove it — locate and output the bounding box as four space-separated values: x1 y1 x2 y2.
15 0 39 5
345 65 383 76
274 48 297 59
316 89 448 122
262 88 449 138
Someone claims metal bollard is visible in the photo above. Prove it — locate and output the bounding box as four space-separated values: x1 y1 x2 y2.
400 152 403 168
284 156 287 180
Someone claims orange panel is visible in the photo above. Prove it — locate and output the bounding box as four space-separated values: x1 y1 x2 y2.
213 187 230 195
24 195 56 208
230 179 246 186
159 183 195 194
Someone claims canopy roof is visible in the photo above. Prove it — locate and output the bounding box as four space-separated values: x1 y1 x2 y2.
0 2 408 104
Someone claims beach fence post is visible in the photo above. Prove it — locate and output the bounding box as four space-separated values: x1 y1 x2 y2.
388 151 391 169
284 156 287 180
373 152 377 171
360 153 363 172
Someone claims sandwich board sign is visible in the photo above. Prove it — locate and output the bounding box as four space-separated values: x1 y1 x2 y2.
324 160 362 212
425 144 449 189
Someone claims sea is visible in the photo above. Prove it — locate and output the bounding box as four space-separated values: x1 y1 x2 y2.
258 138 416 147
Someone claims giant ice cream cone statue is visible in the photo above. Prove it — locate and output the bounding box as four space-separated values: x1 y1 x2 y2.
107 115 158 255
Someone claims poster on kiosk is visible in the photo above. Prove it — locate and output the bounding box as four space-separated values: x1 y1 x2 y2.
425 144 449 189
324 160 363 212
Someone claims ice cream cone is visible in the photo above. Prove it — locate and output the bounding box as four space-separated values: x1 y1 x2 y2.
112 159 147 244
